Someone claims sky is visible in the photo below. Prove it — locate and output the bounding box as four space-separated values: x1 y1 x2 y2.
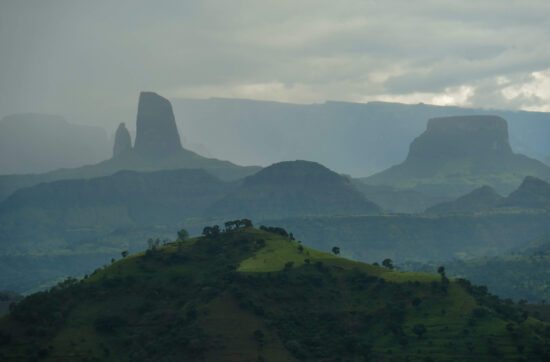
1 0 550 133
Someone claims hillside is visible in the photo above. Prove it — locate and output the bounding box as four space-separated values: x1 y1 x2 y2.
0 92 259 201
1 227 548 361
425 185 503 214
172 98 550 176
403 234 550 303
362 115 550 198
0 169 233 292
207 161 381 219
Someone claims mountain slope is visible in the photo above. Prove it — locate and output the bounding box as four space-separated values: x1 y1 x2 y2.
500 176 550 210
363 115 550 198
425 185 503 214
1 227 548 361
207 160 381 219
0 168 233 254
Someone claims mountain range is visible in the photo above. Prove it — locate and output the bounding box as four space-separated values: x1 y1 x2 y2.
0 92 260 201
173 98 550 176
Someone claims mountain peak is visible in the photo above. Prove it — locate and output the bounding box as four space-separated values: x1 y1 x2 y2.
112 122 132 158
133 91 182 159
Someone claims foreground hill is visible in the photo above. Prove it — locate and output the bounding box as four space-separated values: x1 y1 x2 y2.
0 114 110 175
1 227 548 361
0 92 259 201
362 115 550 198
207 161 381 219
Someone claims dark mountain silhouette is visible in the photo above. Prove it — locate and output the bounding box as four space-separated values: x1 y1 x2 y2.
0 113 110 174
425 185 503 214
500 176 550 210
363 115 550 197
0 92 260 201
207 160 381 219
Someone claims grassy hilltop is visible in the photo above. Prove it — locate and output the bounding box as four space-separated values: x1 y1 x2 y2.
1 226 549 361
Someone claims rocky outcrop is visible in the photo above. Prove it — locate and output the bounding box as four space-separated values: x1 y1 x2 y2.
133 92 182 159
112 123 132 158
407 115 513 163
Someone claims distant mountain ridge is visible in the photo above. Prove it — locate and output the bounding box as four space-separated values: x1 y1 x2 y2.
173 98 550 176
0 92 260 201
363 115 550 197
426 176 550 214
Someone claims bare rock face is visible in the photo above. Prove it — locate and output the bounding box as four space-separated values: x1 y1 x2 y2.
112 122 132 158
133 92 182 159
407 115 513 162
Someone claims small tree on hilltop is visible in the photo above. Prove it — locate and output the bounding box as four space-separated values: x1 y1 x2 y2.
177 229 189 241
332 246 340 256
382 258 394 270
121 250 128 258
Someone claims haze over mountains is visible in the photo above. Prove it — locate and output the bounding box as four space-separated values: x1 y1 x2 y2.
173 98 550 176
0 92 259 201
0 114 110 174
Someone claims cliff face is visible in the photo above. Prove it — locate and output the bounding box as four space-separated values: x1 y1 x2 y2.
407 115 513 163
133 92 182 159
112 122 132 158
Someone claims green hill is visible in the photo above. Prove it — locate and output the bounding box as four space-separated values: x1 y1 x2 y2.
1 227 549 361
207 161 381 219
362 115 550 198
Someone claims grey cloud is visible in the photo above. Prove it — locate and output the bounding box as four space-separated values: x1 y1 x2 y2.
1 0 549 132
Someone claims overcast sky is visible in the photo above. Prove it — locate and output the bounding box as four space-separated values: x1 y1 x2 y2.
1 0 549 133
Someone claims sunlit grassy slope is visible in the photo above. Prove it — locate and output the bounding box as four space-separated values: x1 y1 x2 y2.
1 227 549 361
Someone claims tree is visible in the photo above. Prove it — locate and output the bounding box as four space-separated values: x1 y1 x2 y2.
382 258 394 270
332 246 340 255
412 323 427 339
121 250 129 258
177 229 189 241
437 266 445 275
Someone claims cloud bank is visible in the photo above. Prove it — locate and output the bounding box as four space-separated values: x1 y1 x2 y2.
1 0 549 131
